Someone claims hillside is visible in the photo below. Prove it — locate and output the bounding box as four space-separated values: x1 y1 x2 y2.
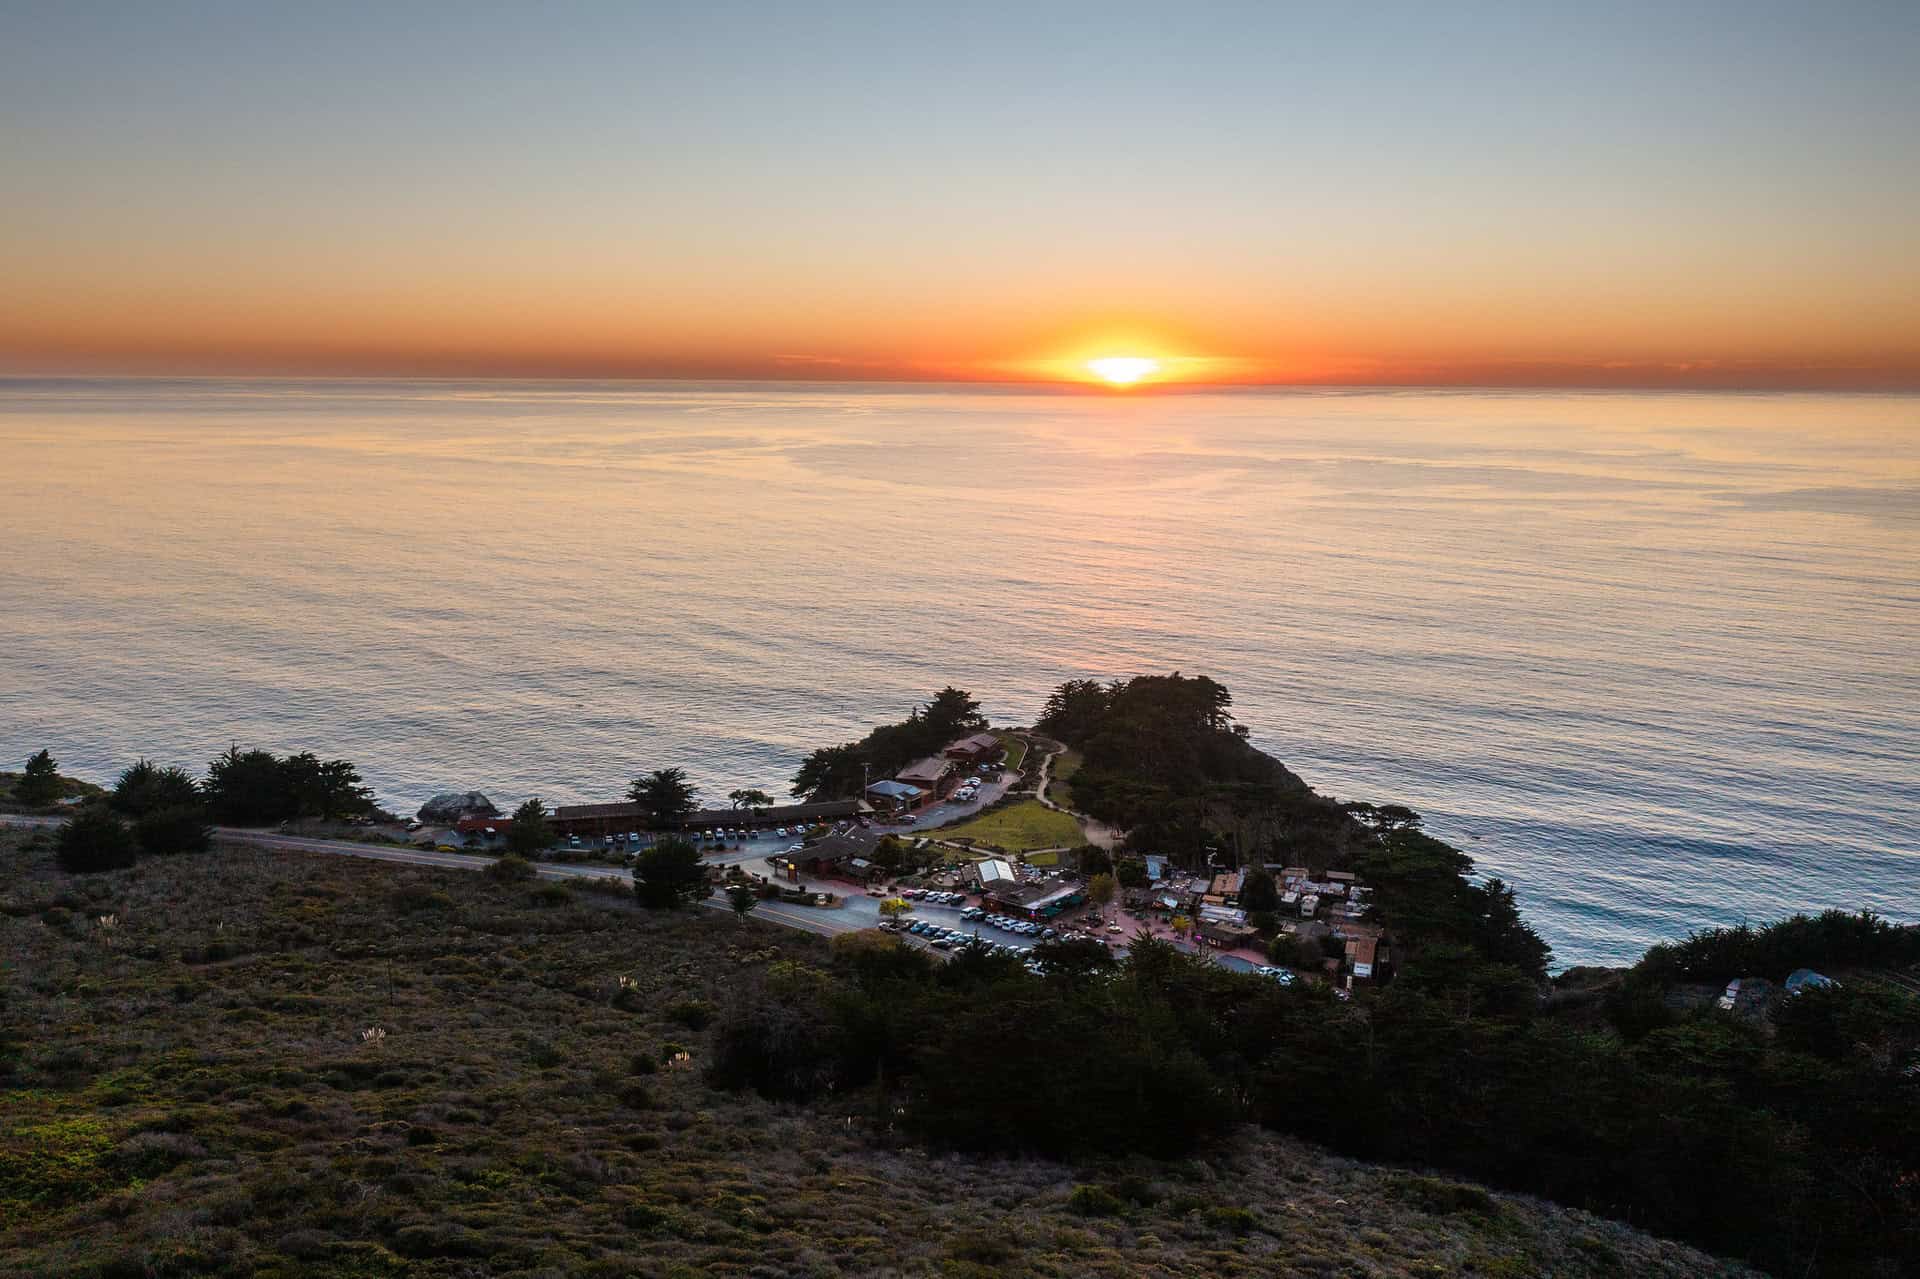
0 828 1746 1279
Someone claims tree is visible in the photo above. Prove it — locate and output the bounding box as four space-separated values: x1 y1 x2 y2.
1087 872 1117 914
728 884 759 922
1241 868 1279 912
506 798 554 856
112 759 202 817
203 746 289 824
878 897 911 921
17 749 61 807
728 788 772 813
57 806 137 873
629 768 698 829
1115 856 1150 888
871 837 905 873
1076 843 1113 875
633 836 709 908
135 805 212 857
922 686 986 737
790 743 864 800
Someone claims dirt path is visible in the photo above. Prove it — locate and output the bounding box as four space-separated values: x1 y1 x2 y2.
1028 735 1122 850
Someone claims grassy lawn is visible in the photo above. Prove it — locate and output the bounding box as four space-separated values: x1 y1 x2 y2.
1050 748 1084 810
940 798 1083 851
996 733 1028 771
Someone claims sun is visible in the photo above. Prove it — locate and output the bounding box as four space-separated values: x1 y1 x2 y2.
1086 356 1160 386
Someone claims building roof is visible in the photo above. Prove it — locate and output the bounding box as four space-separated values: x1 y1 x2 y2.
552 798 868 828
1209 870 1245 897
865 780 923 800
799 830 880 865
455 816 509 834
976 858 1017 884
947 732 1001 755
896 756 952 786
988 878 1083 912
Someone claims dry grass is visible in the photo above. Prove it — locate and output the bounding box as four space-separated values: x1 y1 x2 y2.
0 828 1748 1278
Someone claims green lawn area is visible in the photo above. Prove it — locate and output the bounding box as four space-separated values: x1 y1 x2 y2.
939 799 1083 851
1049 748 1083 810
996 733 1028 771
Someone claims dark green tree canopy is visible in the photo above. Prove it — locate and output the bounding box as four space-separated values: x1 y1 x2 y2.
17 749 62 807
628 768 699 828
57 805 137 873
112 758 202 818
134 805 213 857
203 746 376 825
633 836 709 908
506 798 553 856
790 688 989 799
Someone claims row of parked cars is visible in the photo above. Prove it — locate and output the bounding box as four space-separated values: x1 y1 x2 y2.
884 919 1045 968
900 888 965 905
962 907 1061 939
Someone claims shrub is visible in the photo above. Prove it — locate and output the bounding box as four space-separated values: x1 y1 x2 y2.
529 881 571 907
666 999 715 1030
1066 1184 1126 1217
390 883 454 914
1203 1205 1257 1235
486 854 536 883
56 807 137 873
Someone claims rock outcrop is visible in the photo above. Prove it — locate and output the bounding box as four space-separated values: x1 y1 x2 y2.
416 791 500 823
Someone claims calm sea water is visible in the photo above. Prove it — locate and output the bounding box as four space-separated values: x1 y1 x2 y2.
2 379 1915 966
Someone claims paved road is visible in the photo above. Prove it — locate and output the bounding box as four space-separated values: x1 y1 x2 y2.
0 815 1262 971
0 814 861 939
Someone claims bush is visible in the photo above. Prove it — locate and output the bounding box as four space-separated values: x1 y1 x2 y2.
666 999 715 1030
56 807 137 873
390 883 453 914
1066 1184 1127 1217
486 854 536 883
134 805 212 856
529 881 571 908
1204 1205 1257 1235
633 838 709 909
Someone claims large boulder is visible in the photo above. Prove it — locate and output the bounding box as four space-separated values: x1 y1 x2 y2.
416 791 500 824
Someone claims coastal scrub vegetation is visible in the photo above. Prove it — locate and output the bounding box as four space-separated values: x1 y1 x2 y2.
0 828 1746 1279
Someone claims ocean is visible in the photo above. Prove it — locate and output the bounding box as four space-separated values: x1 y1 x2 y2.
2 378 1914 967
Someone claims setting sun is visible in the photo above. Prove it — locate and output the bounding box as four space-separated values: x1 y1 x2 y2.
1087 356 1160 386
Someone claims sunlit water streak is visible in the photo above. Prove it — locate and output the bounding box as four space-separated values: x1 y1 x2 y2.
2 379 1915 967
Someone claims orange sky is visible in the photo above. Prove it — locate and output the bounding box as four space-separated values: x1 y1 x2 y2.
4 6 1918 389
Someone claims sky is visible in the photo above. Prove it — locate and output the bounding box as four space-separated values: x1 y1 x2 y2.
3 1 1918 388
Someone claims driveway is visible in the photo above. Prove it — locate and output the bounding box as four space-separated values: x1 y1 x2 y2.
889 768 1017 832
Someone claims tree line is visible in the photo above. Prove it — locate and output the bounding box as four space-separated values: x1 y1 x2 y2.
1037 674 1353 866
789 687 987 799
20 747 378 873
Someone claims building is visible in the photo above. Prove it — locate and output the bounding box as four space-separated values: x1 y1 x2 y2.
1207 870 1245 902
1201 919 1261 949
455 816 510 844
974 858 1018 891
864 779 924 814
551 797 869 837
782 830 884 882
983 877 1085 920
1345 935 1379 981
944 732 1002 765
895 755 956 799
